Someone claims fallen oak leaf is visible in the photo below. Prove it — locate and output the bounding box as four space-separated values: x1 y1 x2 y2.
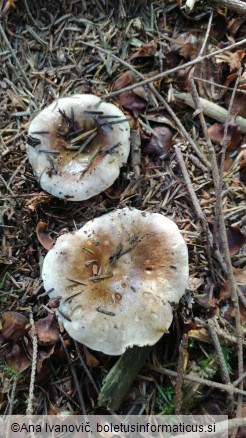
36 221 54 251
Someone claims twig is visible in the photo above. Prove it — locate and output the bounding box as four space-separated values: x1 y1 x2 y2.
175 334 188 415
173 90 246 133
149 366 246 396
189 78 244 422
130 129 141 177
174 144 217 281
216 71 244 431
78 37 246 99
8 376 18 416
198 11 213 56
214 70 242 234
26 310 38 415
207 319 231 385
74 341 100 395
79 40 210 167
59 335 87 415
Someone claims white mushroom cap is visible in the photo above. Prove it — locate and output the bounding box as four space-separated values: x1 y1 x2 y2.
42 207 189 355
27 94 130 201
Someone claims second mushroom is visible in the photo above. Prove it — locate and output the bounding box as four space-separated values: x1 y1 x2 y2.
42 207 188 355
27 94 130 201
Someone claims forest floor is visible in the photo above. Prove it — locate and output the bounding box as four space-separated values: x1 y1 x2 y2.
0 0 246 434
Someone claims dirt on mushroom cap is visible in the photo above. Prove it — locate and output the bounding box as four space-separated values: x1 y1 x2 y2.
42 207 189 355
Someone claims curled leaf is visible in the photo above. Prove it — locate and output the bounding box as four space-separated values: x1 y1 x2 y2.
1 312 29 342
36 221 54 251
112 71 147 118
130 40 157 61
170 33 198 60
36 346 55 374
219 226 246 256
208 120 242 151
6 343 30 372
83 346 100 368
143 125 173 157
34 314 60 346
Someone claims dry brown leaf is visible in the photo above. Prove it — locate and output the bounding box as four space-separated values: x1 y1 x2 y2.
27 193 51 211
112 71 147 118
170 33 198 60
208 120 242 151
83 346 100 368
227 17 246 36
130 40 157 61
104 187 122 199
36 346 55 373
6 344 30 372
219 267 246 301
192 59 224 100
36 221 54 251
188 277 204 292
34 314 60 346
216 50 245 72
112 71 135 91
143 125 173 157
1 312 29 342
218 225 246 256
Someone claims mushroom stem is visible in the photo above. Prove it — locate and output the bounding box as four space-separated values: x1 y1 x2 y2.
98 345 152 411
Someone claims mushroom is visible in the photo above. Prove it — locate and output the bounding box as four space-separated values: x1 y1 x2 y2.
26 94 130 201
42 207 188 355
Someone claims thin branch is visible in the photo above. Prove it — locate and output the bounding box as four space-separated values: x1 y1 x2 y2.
149 366 246 396
76 38 246 100
198 11 213 56
173 90 246 133
214 70 242 232
207 319 231 385
59 335 87 415
74 341 100 395
189 77 244 422
79 40 210 167
175 334 188 415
